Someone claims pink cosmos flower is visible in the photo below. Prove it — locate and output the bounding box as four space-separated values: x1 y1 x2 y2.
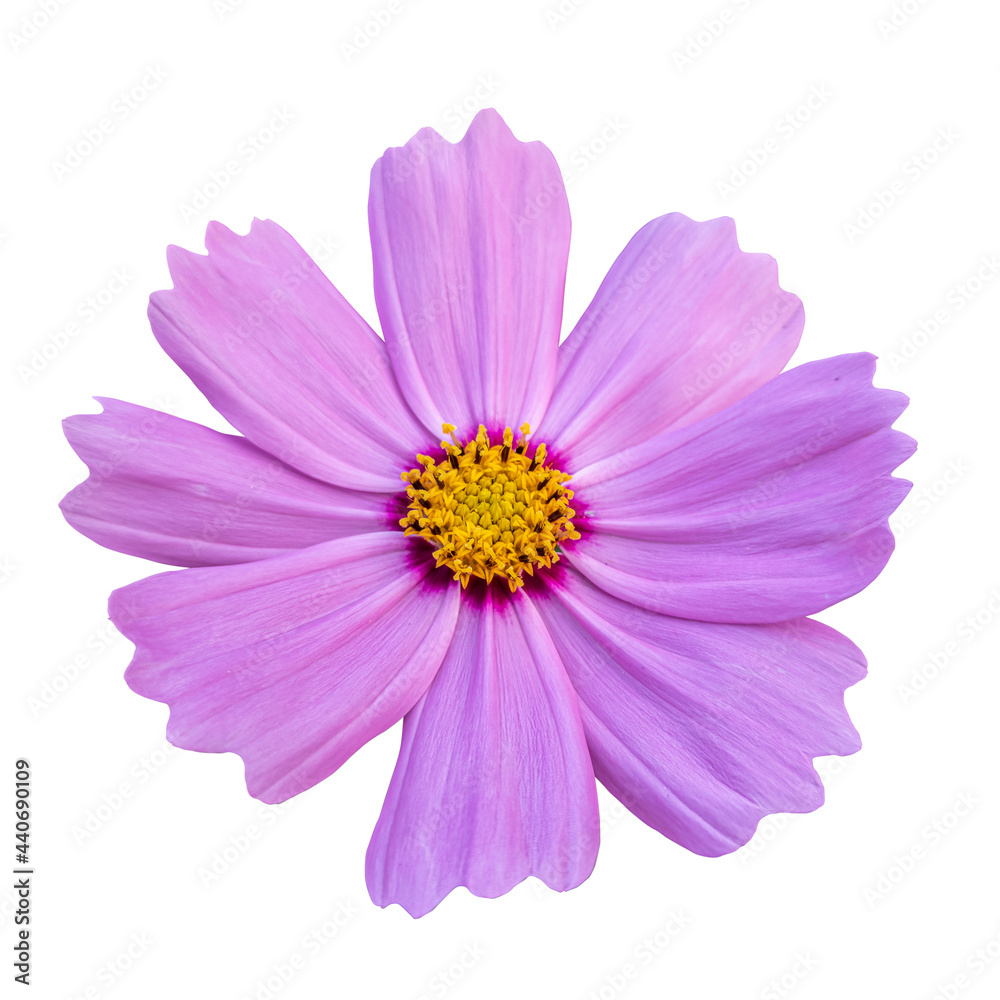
61 109 913 917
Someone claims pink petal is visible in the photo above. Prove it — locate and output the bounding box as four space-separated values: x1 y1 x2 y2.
148 219 428 492
61 398 391 567
537 566 865 856
568 353 915 623
369 109 570 439
365 589 599 917
535 214 803 469
112 533 460 803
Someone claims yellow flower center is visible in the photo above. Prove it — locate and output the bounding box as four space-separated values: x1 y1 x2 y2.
400 423 580 591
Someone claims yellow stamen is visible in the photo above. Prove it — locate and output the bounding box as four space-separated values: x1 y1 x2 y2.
400 423 580 591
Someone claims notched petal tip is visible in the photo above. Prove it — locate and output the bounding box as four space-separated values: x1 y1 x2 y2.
154 702 301 807
372 124 448 178
372 108 559 190
466 105 510 133
369 866 592 919
162 240 203 278
687 213 805 326
376 107 522 159
156 219 286 298
202 218 249 257
62 395 122 434
462 107 556 157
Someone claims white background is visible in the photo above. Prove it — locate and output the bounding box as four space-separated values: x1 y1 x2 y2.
3 0 999 997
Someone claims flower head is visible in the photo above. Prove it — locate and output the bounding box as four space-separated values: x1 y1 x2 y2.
401 422 579 589
61 110 914 917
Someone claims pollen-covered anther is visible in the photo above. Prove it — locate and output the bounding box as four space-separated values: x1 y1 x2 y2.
400 424 580 591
